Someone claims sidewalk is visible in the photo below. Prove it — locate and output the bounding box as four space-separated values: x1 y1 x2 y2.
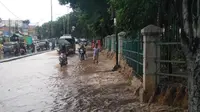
68 50 186 112
0 50 50 63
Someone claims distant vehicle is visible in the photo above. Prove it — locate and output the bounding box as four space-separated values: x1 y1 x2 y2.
57 38 71 54
37 41 47 51
3 42 18 55
49 38 56 50
19 42 27 55
79 38 88 46
74 38 78 44
59 35 76 54
37 40 50 51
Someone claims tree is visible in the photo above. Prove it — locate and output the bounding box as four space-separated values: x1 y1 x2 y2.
58 0 114 38
180 0 200 111
37 11 95 40
22 20 30 25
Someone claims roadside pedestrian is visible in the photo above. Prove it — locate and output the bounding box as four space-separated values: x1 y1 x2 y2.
49 42 52 50
0 43 3 59
93 43 100 64
91 40 95 48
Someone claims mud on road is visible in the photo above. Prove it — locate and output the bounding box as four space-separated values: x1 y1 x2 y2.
0 50 185 112
54 50 185 112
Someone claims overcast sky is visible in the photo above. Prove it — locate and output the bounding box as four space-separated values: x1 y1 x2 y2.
0 0 72 25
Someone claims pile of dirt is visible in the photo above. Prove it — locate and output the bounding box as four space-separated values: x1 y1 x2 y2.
149 84 188 109
101 50 115 59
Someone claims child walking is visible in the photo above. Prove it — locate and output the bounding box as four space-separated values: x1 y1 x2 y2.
93 44 100 64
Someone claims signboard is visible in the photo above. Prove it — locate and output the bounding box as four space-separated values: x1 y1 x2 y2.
3 31 10 36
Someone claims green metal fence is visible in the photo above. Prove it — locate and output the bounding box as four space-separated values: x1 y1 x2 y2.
105 37 112 51
122 37 143 78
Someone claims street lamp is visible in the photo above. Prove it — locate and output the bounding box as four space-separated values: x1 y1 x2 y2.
71 26 75 37
72 26 75 31
63 5 71 35
112 9 120 71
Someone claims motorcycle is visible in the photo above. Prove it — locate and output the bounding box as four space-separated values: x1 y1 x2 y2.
59 53 67 67
20 48 26 55
79 48 85 60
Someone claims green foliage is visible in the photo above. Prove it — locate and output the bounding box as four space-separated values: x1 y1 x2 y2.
36 11 95 39
111 0 160 32
58 0 161 37
58 0 113 38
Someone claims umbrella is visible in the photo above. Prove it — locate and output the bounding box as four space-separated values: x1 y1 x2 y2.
58 39 71 45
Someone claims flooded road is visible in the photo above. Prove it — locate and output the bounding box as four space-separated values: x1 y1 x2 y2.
0 51 77 112
0 50 185 112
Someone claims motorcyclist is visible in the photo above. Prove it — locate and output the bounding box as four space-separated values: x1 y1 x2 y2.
79 44 86 60
60 44 67 55
59 44 68 64
79 44 86 54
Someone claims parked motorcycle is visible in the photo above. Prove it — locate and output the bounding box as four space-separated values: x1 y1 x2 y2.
79 48 85 60
59 53 67 67
20 48 26 55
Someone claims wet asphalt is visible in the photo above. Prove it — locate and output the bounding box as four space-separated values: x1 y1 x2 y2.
0 51 80 112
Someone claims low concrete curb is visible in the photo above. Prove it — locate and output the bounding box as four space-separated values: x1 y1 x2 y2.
0 50 51 63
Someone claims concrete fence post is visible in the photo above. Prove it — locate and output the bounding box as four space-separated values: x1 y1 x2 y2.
118 32 126 63
104 36 107 49
140 24 162 103
111 34 115 52
107 36 110 51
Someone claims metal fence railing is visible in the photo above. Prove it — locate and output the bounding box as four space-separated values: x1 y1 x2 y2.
104 34 143 78
105 37 111 51
155 25 187 78
122 37 143 78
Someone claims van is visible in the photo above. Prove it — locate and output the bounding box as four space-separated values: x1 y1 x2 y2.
59 35 76 54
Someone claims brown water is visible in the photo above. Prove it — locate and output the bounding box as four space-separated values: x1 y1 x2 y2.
0 50 185 112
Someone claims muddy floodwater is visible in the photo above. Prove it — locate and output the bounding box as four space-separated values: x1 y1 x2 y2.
0 51 185 112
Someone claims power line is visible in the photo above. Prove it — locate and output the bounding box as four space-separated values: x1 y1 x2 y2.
0 0 21 19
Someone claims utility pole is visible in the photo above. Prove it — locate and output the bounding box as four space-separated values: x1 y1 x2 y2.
63 17 65 35
50 0 53 38
8 19 11 41
67 14 70 34
8 19 11 36
16 20 18 32
14 20 16 33
197 0 200 37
